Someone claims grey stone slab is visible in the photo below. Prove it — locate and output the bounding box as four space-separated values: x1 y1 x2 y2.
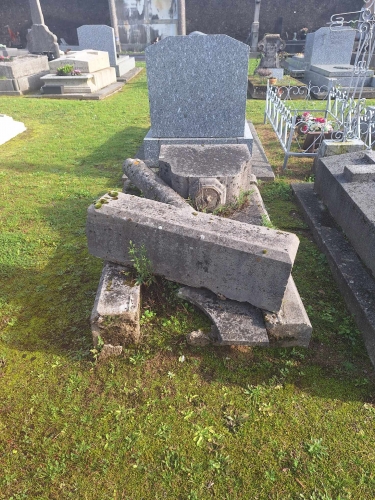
292 182 375 368
248 122 275 182
310 64 373 78
143 122 253 163
86 193 299 312
230 184 267 226
303 27 356 67
90 261 141 347
178 286 269 346
304 70 370 89
314 150 375 278
344 164 375 183
263 276 312 347
0 54 49 79
158 144 251 206
145 34 249 138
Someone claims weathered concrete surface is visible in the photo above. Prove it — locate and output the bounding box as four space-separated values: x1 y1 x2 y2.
186 329 212 346
314 151 375 277
158 144 251 208
263 276 312 347
86 192 299 312
98 344 123 361
123 158 190 211
90 261 141 347
178 286 269 346
248 122 275 182
292 182 375 367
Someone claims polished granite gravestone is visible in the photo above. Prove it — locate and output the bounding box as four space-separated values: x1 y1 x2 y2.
143 33 252 161
77 25 135 77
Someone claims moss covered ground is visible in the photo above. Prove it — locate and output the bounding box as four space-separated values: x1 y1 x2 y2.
0 64 375 499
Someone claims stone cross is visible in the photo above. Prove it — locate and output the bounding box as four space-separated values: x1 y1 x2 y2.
29 0 44 25
257 33 286 68
27 0 60 59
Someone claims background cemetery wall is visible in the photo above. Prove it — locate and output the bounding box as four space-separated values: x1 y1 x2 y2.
0 0 363 48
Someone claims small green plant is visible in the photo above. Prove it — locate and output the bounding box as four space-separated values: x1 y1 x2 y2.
261 213 276 229
90 335 104 361
306 438 328 460
128 241 155 286
56 64 74 76
212 190 253 217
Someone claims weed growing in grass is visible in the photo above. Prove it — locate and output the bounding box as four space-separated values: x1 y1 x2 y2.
306 438 328 460
128 240 155 286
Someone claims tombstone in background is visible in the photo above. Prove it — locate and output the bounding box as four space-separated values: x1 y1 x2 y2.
26 0 60 59
143 33 252 162
257 34 286 79
285 27 357 81
77 25 135 78
41 50 117 94
0 54 49 95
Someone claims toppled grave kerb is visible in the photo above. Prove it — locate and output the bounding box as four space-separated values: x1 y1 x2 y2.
90 262 141 351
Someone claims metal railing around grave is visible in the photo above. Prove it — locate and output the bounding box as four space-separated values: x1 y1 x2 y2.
264 1 375 170
264 82 375 170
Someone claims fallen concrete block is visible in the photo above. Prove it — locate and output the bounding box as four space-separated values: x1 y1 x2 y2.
123 158 189 211
86 193 299 312
179 286 269 346
186 329 212 346
90 261 141 346
263 276 312 347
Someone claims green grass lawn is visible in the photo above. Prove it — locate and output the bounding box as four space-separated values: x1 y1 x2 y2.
1 65 375 500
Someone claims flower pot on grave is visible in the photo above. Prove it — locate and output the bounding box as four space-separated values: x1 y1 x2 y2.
269 77 277 85
303 132 333 153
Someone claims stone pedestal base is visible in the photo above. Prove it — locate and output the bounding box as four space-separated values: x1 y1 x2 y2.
41 67 116 93
115 55 135 77
143 121 253 163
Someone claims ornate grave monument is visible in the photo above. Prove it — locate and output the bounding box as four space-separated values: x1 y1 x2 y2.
257 33 286 79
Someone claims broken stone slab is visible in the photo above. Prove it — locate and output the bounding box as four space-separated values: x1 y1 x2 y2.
158 144 251 210
90 261 141 347
230 183 268 226
178 286 269 346
98 344 123 361
263 276 312 347
86 192 299 312
186 329 212 346
123 158 190 211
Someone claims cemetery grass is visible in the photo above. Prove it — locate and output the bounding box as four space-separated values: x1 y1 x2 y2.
0 68 375 499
